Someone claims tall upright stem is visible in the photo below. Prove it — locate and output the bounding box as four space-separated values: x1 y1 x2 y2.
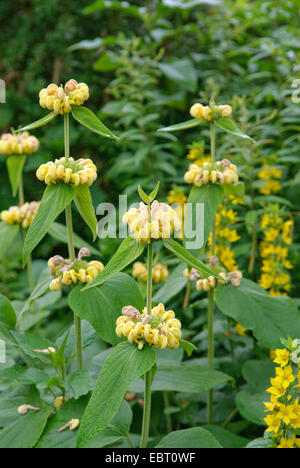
207 121 216 424
140 241 153 448
19 172 25 206
64 113 83 370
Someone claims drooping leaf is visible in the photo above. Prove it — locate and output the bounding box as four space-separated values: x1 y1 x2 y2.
179 340 197 357
0 222 20 260
158 119 202 132
215 118 253 141
71 106 118 139
6 155 26 197
69 273 144 346
16 112 57 132
74 185 97 240
83 236 145 290
76 341 156 448
162 238 222 280
203 425 249 449
156 427 222 448
236 390 266 426
23 183 74 265
20 268 52 316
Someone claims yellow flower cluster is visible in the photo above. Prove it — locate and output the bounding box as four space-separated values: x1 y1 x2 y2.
116 303 182 350
185 159 238 187
190 103 232 121
48 248 104 291
194 270 242 291
1 202 40 229
259 209 293 296
36 157 97 187
132 262 169 284
264 346 300 448
123 200 181 244
207 204 241 271
258 165 282 195
167 189 187 207
39 80 89 114
0 132 39 155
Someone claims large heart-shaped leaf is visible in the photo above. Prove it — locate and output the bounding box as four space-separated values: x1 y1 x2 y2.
156 427 222 448
215 278 300 348
69 273 144 346
72 106 118 139
0 294 16 329
23 183 74 265
76 341 156 448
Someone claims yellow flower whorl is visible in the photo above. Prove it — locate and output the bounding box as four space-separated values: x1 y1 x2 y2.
0 132 39 155
49 252 104 291
132 262 169 283
123 200 181 244
116 303 182 350
184 159 238 187
190 102 232 121
1 201 40 228
39 80 89 115
36 157 97 187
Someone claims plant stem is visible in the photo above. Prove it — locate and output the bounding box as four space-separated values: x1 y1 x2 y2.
183 279 192 309
163 391 172 433
140 241 153 448
207 121 216 424
19 173 25 206
64 113 83 370
248 226 257 275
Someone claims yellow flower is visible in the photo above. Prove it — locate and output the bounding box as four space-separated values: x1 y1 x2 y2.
282 220 293 245
277 437 296 448
167 190 187 207
36 157 97 187
0 132 39 155
123 200 181 244
264 413 281 433
132 262 169 284
235 323 247 336
276 403 298 426
184 159 238 187
39 80 89 114
274 366 295 389
273 349 290 367
1 202 40 228
116 303 182 350
259 180 282 195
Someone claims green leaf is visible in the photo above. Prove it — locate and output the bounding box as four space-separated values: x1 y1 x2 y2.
153 263 187 304
74 185 97 240
6 155 26 197
187 184 224 249
156 427 222 448
0 293 16 329
203 425 249 449
138 185 151 204
158 118 202 132
0 386 40 429
48 222 99 255
16 112 57 132
76 341 156 448
0 222 20 260
83 236 145 290
67 370 92 399
12 332 55 362
20 268 51 316
236 390 266 426
223 181 245 199
215 278 300 348
246 438 276 449
69 273 144 346
130 365 231 393
162 238 222 280
0 406 53 448
71 106 118 139
149 181 160 201
179 340 197 357
23 183 74 265
35 396 89 449
215 118 253 141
